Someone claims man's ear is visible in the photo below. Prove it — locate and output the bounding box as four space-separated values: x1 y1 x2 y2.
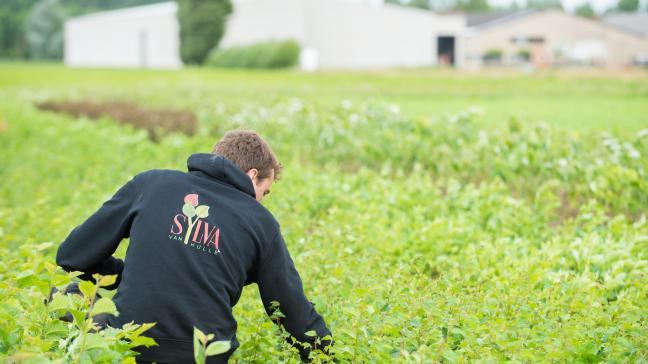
245 168 258 181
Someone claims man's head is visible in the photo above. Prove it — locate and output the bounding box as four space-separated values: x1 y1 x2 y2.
212 130 282 202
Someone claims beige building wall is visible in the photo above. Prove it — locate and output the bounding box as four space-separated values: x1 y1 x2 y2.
463 10 648 68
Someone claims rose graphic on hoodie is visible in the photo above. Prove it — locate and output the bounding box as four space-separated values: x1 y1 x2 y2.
169 193 221 254
181 194 210 244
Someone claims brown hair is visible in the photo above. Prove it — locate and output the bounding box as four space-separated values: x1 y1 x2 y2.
212 130 282 181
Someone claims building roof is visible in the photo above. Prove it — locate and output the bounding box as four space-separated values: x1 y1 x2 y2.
466 9 538 29
604 13 648 37
67 1 176 24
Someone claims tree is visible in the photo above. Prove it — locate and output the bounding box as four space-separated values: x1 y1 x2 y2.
26 0 67 60
407 0 432 8
62 0 164 17
527 0 563 10
0 0 165 60
575 2 596 17
177 0 232 65
616 0 639 12
0 0 39 59
388 0 432 9
455 0 491 11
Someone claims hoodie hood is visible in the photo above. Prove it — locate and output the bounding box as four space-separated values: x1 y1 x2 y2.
187 153 256 199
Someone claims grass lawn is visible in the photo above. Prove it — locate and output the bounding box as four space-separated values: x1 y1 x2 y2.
1 63 647 133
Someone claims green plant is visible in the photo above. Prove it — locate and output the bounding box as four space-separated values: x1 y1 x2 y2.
193 327 231 364
483 48 503 62
207 40 300 69
2 262 156 363
515 48 531 61
1 66 647 363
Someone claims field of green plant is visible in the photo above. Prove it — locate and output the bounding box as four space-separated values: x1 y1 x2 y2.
1 64 647 363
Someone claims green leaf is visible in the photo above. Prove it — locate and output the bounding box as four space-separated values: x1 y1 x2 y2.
68 271 84 278
195 205 210 218
304 330 317 337
194 339 204 364
130 336 158 348
183 203 196 218
205 340 231 356
98 274 118 287
131 322 156 337
48 292 74 312
84 332 109 350
194 326 206 343
70 310 86 330
194 327 204 364
92 297 117 315
78 280 95 298
443 349 458 363
35 242 53 251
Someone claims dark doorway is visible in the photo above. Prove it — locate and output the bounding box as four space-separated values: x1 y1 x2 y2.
437 36 455 66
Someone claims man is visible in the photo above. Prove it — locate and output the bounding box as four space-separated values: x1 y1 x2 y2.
55 130 332 363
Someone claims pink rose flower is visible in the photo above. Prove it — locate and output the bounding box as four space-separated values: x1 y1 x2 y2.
184 194 199 207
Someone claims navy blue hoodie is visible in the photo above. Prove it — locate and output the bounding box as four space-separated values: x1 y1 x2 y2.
56 153 332 362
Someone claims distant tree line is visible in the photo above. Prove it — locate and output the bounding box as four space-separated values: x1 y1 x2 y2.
0 0 165 60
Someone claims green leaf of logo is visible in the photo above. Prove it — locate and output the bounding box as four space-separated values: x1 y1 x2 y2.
183 203 196 218
195 205 210 218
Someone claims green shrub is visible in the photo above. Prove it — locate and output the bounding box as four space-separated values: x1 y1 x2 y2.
207 40 300 69
515 49 531 62
483 48 503 63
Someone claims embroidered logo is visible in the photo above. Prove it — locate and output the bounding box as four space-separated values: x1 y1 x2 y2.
169 193 221 255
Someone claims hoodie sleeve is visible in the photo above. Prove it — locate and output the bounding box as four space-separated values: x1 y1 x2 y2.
256 231 333 361
56 174 142 290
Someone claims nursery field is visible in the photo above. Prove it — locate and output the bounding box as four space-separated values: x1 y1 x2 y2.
0 64 647 363
1 64 648 132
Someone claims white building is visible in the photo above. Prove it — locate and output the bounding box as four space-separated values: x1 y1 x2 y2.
65 2 182 69
222 0 465 70
64 0 465 70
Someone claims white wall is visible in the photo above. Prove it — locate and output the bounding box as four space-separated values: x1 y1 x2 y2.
221 0 465 70
220 0 306 47
65 2 181 69
304 0 438 69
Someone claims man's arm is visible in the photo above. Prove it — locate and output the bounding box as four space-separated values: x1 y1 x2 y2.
56 174 141 290
256 231 333 361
